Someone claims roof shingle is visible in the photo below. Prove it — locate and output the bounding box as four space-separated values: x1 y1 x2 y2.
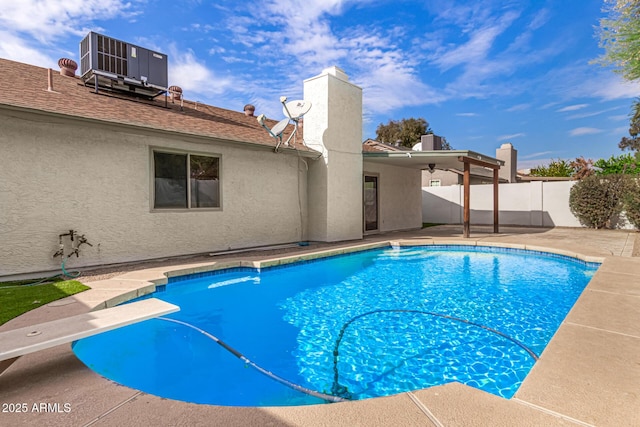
0 58 314 153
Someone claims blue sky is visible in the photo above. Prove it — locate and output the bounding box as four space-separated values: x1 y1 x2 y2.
1 0 638 169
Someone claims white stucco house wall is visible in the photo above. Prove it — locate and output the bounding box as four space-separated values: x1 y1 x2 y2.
0 58 423 279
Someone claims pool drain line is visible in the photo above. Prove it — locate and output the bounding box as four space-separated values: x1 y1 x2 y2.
331 309 540 399
157 317 346 403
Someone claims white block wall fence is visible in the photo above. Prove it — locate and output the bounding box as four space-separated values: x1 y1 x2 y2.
422 181 632 229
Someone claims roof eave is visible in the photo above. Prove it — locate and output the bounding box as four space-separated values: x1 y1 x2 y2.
363 150 504 170
0 103 322 158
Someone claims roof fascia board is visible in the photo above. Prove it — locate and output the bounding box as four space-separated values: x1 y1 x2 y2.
458 155 502 169
363 149 472 158
363 150 502 166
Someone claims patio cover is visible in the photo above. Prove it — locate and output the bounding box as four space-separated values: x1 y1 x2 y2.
362 150 504 237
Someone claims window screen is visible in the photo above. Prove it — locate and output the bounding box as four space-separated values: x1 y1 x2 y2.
153 151 220 209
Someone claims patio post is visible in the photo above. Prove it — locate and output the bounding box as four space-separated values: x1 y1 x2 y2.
458 155 501 238
493 168 499 233
463 161 470 238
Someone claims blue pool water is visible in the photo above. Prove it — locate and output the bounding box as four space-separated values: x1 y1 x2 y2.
72 246 599 406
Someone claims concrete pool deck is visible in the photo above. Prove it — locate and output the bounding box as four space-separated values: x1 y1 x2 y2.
0 225 638 426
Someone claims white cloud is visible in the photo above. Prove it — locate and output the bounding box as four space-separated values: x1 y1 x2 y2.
434 26 503 70
0 0 142 68
168 49 234 99
357 62 443 114
423 6 565 102
220 1 446 116
540 102 559 110
0 30 55 66
543 64 640 103
0 0 139 42
457 112 478 117
216 1 572 119
569 127 602 136
528 8 550 31
433 11 519 71
557 104 588 112
613 125 629 135
260 0 347 22
567 107 621 120
520 151 554 160
187 24 215 33
584 74 640 100
221 56 254 64
506 103 530 112
504 9 549 55
609 114 630 121
240 0 350 69
498 133 525 141
426 2 497 32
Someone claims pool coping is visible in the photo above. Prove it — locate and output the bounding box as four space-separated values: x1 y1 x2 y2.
89 239 607 310
1 231 639 427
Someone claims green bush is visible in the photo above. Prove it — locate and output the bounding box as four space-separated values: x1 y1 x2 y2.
593 153 640 175
569 174 629 229
623 178 640 228
530 159 574 177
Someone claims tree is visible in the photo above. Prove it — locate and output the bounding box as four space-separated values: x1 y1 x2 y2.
597 2 640 155
618 99 640 153
597 0 640 81
375 117 453 149
530 159 575 177
376 118 428 149
440 136 453 150
570 157 595 179
569 174 629 229
529 157 594 178
593 153 640 174
623 178 640 228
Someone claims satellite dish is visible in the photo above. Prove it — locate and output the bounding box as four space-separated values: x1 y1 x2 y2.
411 142 423 151
271 118 290 137
282 100 312 119
257 96 313 152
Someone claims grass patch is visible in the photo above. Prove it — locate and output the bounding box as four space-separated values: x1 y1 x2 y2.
422 223 442 228
0 280 90 326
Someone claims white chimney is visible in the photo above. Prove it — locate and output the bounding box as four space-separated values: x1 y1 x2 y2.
496 143 518 183
303 66 363 242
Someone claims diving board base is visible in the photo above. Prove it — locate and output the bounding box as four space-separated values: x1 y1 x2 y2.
0 357 19 376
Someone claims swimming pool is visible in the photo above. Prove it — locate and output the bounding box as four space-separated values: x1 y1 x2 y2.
72 245 599 406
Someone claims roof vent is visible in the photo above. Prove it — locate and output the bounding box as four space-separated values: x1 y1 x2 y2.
243 104 255 116
168 85 183 102
58 58 78 77
79 31 168 98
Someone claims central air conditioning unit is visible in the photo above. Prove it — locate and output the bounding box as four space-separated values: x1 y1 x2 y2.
79 32 168 98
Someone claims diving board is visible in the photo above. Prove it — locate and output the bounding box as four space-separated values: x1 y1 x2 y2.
0 298 179 375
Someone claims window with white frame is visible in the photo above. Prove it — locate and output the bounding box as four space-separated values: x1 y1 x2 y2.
429 179 441 187
153 151 220 209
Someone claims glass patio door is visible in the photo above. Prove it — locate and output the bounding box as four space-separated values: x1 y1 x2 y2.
364 175 379 232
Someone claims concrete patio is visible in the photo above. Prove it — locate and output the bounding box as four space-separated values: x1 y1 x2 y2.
0 225 638 427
